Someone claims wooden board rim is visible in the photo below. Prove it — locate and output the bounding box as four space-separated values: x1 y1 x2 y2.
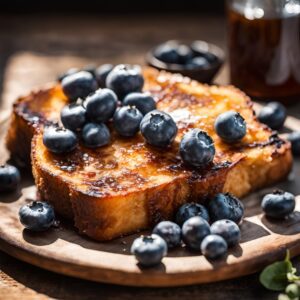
0 110 299 287
0 192 299 287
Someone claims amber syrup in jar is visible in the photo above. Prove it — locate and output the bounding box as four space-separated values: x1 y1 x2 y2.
228 1 300 104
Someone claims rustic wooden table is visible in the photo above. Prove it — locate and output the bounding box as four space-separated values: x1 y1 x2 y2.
0 13 299 300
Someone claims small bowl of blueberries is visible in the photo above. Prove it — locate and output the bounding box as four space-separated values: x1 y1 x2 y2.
146 40 225 83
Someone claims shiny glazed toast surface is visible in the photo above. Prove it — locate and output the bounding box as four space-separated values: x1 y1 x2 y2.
7 68 292 240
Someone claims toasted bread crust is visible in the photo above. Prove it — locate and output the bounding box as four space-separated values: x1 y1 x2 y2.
31 133 291 241
32 133 234 240
7 68 292 241
6 86 67 167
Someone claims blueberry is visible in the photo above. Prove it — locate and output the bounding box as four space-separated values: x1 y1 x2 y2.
140 110 177 148
175 202 210 226
186 56 210 69
83 64 97 77
198 52 218 64
82 123 110 148
210 219 241 247
182 216 210 251
57 68 79 82
60 101 86 132
130 234 167 267
177 44 194 64
84 88 118 123
214 111 247 143
106 64 144 99
61 71 98 101
153 221 181 248
180 129 215 168
201 234 228 259
0 164 21 193
258 102 287 130
202 52 218 64
113 106 143 137
154 41 180 64
43 126 78 154
287 131 300 156
19 201 55 232
95 64 114 88
261 190 295 219
208 193 244 224
190 41 218 64
123 92 156 115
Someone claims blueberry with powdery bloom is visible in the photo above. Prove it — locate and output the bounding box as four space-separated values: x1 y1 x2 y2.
175 203 210 226
60 101 87 132
154 41 181 64
131 234 168 267
82 123 110 148
287 131 300 156
258 102 287 130
0 164 21 193
182 216 211 251
123 92 156 115
214 111 247 143
113 106 143 137
84 88 118 123
261 190 295 219
61 71 98 101
140 110 177 148
43 126 78 154
153 221 181 248
180 129 215 168
210 219 241 247
201 234 228 260
208 193 244 224
106 64 144 100
95 64 114 88
19 201 55 232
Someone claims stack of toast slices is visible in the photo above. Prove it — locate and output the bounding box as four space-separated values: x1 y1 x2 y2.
5 68 292 241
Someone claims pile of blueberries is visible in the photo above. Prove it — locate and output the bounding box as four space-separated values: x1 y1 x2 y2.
131 189 296 267
44 64 158 153
44 63 249 170
132 193 244 266
153 40 218 69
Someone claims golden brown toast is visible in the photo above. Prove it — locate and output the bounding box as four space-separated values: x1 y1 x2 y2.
6 86 68 168
6 68 292 241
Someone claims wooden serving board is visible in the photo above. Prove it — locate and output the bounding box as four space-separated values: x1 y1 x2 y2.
0 114 299 287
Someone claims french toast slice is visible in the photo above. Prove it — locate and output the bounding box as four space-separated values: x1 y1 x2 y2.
7 68 292 241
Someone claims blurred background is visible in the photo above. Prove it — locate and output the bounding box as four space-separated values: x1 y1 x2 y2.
0 0 227 112
2 1 225 13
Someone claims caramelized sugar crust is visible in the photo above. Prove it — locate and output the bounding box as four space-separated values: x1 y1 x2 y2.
7 68 292 240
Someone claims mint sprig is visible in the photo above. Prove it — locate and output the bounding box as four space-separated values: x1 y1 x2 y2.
260 251 300 299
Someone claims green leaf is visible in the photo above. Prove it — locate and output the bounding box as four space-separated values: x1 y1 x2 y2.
260 261 290 291
260 251 300 292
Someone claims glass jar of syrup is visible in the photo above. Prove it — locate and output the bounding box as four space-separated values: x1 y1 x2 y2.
227 0 300 104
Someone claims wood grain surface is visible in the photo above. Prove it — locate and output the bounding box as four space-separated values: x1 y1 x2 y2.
0 13 300 299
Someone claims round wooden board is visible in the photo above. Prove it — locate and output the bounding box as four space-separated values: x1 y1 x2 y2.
0 172 299 287
0 115 300 287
